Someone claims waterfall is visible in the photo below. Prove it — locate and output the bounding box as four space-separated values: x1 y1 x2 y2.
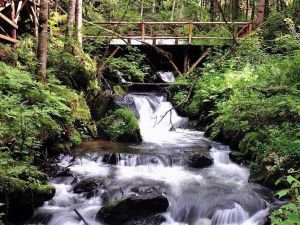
156 71 176 83
132 93 190 145
28 92 275 225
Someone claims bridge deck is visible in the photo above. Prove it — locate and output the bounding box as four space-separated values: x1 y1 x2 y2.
84 21 252 46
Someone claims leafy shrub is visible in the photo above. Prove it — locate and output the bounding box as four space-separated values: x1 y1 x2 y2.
270 174 300 225
171 33 300 189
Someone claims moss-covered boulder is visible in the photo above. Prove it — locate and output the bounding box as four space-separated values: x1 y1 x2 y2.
0 152 55 223
97 108 142 142
96 187 168 225
0 176 55 223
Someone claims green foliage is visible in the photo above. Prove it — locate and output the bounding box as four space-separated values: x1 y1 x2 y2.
47 37 97 91
0 62 91 157
107 47 150 82
173 33 300 188
0 152 55 220
97 107 141 142
14 35 38 73
0 43 16 63
270 174 300 225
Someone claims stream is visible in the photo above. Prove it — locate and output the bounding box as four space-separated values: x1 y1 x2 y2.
28 90 276 225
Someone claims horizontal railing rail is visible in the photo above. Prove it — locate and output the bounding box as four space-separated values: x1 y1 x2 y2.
84 21 253 45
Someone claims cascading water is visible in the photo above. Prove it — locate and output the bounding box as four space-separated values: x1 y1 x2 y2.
28 90 276 225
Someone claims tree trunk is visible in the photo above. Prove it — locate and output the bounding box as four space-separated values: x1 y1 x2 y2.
265 0 270 17
152 0 156 13
75 0 83 47
54 0 59 12
232 0 240 20
66 0 76 38
171 0 176 21
256 0 266 27
210 0 215 21
279 0 285 11
250 0 255 20
246 0 249 20
37 0 48 82
140 0 144 17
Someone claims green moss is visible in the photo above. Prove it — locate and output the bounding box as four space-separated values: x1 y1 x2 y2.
69 129 82 146
0 153 55 222
97 107 141 142
0 62 92 155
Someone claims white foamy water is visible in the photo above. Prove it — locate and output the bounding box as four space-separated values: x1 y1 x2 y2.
28 92 274 225
157 71 176 83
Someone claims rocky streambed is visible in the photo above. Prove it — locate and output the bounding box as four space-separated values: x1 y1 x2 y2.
28 93 277 225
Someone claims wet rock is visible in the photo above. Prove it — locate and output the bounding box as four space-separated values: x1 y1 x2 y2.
73 177 105 194
198 140 212 151
90 94 110 121
185 151 213 168
102 153 121 165
124 214 166 225
0 177 55 223
101 187 126 204
113 94 139 118
97 187 169 225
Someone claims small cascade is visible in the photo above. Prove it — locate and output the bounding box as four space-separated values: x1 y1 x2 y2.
28 91 275 225
211 203 249 225
156 71 176 83
131 93 192 145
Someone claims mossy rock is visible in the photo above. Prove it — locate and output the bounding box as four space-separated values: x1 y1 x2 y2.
97 107 142 142
89 94 110 121
0 176 55 223
73 177 105 196
97 187 168 225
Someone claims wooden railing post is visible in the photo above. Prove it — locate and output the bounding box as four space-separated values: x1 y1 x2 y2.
249 21 253 32
188 20 192 44
141 20 145 42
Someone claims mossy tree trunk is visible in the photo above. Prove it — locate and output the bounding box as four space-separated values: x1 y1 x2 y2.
66 0 76 38
37 0 48 82
75 0 83 47
210 0 215 21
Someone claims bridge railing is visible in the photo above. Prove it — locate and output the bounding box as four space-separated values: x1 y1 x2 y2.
84 21 252 45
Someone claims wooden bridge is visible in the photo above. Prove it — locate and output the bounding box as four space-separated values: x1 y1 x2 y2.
0 0 41 44
0 0 253 46
84 21 253 46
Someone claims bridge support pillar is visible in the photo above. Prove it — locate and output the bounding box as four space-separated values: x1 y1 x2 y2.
183 48 189 73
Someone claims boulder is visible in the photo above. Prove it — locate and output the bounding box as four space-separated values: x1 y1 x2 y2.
102 153 121 165
124 214 166 225
113 94 139 119
73 177 104 195
97 187 169 225
184 151 213 168
96 107 142 143
0 176 55 223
